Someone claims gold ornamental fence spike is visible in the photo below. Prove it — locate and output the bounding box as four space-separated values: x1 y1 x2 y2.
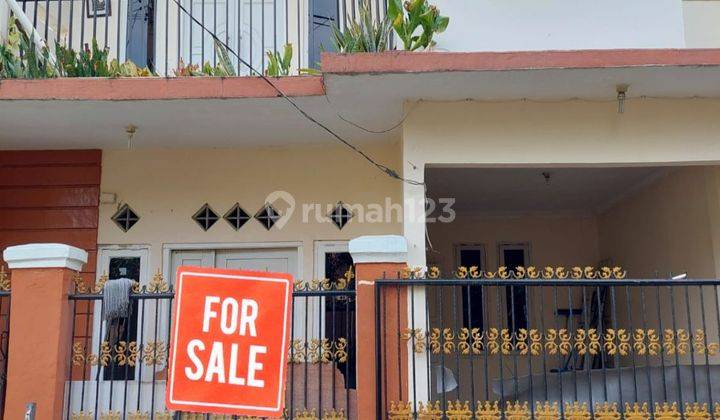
0 265 10 291
418 401 443 420
446 400 473 420
654 402 681 420
73 271 88 293
93 273 109 293
99 411 122 420
564 402 591 420
321 408 346 420
475 401 501 420
594 402 621 420
147 269 169 293
534 401 559 420
388 401 412 420
683 402 710 420
294 408 319 420
455 266 468 279
504 401 530 420
623 402 650 420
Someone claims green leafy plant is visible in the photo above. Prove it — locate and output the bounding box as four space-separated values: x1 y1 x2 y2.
54 40 152 77
1 17 152 79
108 59 153 77
0 18 22 78
331 1 392 53
265 43 292 77
174 40 237 77
387 0 449 51
0 17 56 78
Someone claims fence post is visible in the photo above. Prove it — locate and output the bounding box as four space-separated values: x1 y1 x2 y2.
2 243 88 420
349 235 408 420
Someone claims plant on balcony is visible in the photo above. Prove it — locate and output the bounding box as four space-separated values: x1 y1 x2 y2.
174 40 237 77
0 17 55 78
1 17 152 79
54 39 152 77
387 0 449 51
265 43 292 77
331 1 392 53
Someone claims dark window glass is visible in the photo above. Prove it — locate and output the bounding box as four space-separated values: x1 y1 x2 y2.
504 248 528 331
103 257 140 381
323 252 356 389
460 249 484 329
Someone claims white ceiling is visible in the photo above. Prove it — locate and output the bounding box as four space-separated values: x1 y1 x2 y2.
426 166 667 214
3 64 720 149
0 97 398 149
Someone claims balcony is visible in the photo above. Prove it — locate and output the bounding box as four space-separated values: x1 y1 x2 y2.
6 0 389 76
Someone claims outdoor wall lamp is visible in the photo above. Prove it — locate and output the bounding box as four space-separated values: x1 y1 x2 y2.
125 124 137 149
616 84 629 114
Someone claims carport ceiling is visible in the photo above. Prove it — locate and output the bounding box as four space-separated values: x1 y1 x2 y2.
426 166 668 214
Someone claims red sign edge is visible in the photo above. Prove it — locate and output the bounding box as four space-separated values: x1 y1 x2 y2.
164 265 294 417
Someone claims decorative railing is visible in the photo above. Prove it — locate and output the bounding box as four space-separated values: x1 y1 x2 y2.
10 0 387 76
376 267 720 420
0 267 10 419
64 271 357 419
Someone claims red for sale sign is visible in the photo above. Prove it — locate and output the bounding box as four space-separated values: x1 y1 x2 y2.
166 266 293 417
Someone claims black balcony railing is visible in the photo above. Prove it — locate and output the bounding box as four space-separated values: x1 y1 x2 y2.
12 0 387 76
375 268 720 419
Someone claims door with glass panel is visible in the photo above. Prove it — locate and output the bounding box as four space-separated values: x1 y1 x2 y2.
179 0 287 74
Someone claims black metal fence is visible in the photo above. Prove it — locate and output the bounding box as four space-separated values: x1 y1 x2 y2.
0 289 10 419
13 0 388 76
376 268 720 419
63 275 356 419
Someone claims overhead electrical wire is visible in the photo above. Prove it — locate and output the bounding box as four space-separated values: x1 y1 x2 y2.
169 0 425 187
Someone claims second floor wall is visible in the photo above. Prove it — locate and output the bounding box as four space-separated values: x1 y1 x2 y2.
2 0 719 77
432 0 691 52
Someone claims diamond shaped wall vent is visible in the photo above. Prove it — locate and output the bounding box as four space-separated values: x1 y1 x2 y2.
328 202 353 230
224 203 250 230
112 204 140 232
255 203 281 230
192 203 219 231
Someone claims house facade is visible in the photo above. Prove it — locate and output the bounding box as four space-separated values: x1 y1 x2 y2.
3 0 720 419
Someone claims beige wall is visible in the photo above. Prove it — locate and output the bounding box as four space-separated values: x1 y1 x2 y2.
424 213 601 400
598 167 717 278
402 99 720 271
427 213 601 274
401 99 720 402
598 166 720 366
421 166 720 401
98 142 402 282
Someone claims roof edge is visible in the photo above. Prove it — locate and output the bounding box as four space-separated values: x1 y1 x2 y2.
0 75 325 100
320 49 720 74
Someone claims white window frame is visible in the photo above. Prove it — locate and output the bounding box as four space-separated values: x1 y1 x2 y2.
497 241 531 330
454 243 487 270
90 245 152 382
314 241 351 339
497 242 531 269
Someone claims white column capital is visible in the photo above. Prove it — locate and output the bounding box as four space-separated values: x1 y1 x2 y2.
349 235 408 264
3 243 88 271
